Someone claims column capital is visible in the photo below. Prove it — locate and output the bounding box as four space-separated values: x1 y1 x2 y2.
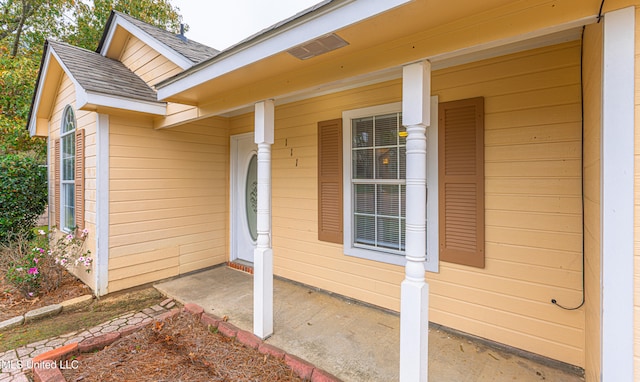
402 61 431 126
255 100 275 144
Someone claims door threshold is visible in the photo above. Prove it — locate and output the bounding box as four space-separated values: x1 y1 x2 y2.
228 260 254 275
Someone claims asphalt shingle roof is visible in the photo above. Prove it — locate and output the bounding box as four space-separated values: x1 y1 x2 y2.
49 40 160 103
115 12 219 64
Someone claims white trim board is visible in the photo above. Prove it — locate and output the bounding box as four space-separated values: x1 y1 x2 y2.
28 51 53 136
81 91 166 116
600 6 635 382
95 113 110 296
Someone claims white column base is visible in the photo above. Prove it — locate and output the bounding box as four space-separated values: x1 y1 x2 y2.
399 278 429 382
253 247 273 339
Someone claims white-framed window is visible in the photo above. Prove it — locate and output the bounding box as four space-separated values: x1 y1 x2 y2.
343 102 408 265
60 105 76 232
342 98 439 269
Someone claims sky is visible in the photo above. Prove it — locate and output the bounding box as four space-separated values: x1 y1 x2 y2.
170 0 321 50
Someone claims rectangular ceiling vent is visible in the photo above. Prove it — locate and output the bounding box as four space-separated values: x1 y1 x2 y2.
287 33 349 60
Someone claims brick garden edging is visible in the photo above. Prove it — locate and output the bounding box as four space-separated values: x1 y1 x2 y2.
0 295 94 331
32 302 341 382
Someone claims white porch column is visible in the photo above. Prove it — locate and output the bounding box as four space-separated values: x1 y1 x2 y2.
400 61 430 382
601 7 635 381
253 100 275 339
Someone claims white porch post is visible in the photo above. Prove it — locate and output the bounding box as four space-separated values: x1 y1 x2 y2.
400 61 430 382
601 7 635 381
253 100 274 339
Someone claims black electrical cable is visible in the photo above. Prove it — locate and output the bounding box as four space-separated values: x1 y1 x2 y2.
551 26 586 311
597 0 605 23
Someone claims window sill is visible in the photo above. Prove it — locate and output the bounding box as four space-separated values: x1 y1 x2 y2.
343 245 438 272
344 246 407 267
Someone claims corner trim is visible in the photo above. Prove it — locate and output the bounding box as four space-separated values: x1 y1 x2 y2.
95 114 109 296
600 6 635 381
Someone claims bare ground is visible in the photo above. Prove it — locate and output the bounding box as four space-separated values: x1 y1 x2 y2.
0 287 165 352
62 311 305 382
0 271 89 322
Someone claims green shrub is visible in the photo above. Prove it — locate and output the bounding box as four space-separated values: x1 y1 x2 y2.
0 154 47 243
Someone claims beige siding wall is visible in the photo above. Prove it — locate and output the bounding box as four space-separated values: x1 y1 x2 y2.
119 35 182 85
229 41 584 366
432 42 583 367
47 73 96 289
108 115 229 292
118 35 200 130
583 22 603 382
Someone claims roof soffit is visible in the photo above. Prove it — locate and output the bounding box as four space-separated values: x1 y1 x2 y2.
156 0 413 101
156 0 602 109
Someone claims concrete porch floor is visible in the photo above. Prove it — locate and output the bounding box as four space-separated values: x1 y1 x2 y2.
154 266 584 382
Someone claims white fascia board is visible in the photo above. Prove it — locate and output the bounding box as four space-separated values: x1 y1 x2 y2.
83 92 167 115
157 0 411 100
100 14 193 70
28 50 53 136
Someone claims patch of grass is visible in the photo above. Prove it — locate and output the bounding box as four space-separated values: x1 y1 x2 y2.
0 287 166 352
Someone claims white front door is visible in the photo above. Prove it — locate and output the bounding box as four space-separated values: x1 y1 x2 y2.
231 133 258 263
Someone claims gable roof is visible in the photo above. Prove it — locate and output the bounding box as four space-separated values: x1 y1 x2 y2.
50 40 159 103
114 12 219 63
97 11 218 69
27 40 166 136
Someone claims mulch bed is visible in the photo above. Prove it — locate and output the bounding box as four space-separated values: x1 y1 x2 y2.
61 312 304 382
0 271 89 322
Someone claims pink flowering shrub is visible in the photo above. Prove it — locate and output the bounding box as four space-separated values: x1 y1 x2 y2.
5 241 44 296
49 228 92 270
3 228 92 297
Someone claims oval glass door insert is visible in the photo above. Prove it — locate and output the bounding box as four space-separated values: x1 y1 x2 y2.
246 154 258 241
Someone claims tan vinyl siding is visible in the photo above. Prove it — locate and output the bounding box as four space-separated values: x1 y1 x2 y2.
228 41 584 366
116 36 201 130
583 21 603 382
47 73 96 290
108 115 229 292
432 41 583 367
634 6 640 382
119 35 182 85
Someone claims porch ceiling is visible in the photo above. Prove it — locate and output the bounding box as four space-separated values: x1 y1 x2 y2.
156 0 605 120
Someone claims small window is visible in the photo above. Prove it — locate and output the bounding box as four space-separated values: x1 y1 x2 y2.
60 106 76 232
